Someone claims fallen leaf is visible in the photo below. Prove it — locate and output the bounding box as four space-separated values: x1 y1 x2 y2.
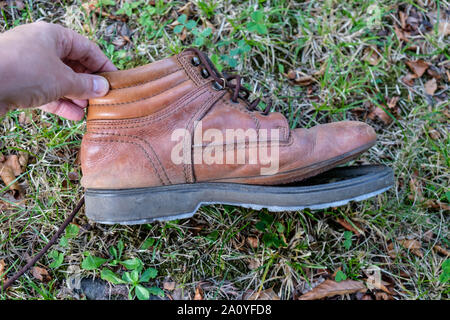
424 78 437 95
336 218 364 236
367 106 393 125
163 281 176 291
402 73 418 86
424 199 449 211
363 47 382 66
406 60 430 77
365 278 392 295
31 266 51 282
0 154 27 198
375 291 393 300
387 242 397 258
399 11 407 29
293 75 315 86
428 129 440 140
408 170 423 200
427 66 442 80
244 288 280 300
247 258 261 270
18 151 29 170
423 230 434 242
398 239 421 250
398 239 423 258
286 70 315 86
438 21 450 36
3 155 22 176
387 96 400 111
298 279 366 300
432 245 450 256
194 284 204 300
177 1 194 16
68 171 79 182
247 236 259 248
0 259 5 279
394 24 409 42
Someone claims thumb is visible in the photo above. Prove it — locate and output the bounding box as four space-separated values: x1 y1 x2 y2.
63 72 110 100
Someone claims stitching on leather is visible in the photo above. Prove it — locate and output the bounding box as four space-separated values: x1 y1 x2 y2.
89 131 172 185
177 53 203 86
89 79 189 106
183 90 222 183
111 67 182 90
85 137 166 186
87 84 211 128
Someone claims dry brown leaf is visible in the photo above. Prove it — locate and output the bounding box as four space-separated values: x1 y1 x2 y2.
177 1 194 16
363 47 382 66
387 242 397 258
247 258 261 270
194 284 204 300
163 281 176 291
438 21 450 36
402 73 418 86
0 259 5 278
179 27 187 41
427 66 442 80
82 1 127 22
428 129 441 140
424 199 449 211
246 236 259 248
286 70 315 86
31 266 51 282
398 239 423 258
375 291 393 300
68 171 80 182
365 278 392 295
293 75 315 86
368 106 393 125
424 78 437 95
4 155 22 176
244 288 280 300
387 96 400 111
432 245 450 256
0 154 27 197
406 60 430 78
394 24 409 42
423 230 434 242
336 218 364 236
298 279 366 300
399 239 421 250
399 11 407 29
408 171 423 200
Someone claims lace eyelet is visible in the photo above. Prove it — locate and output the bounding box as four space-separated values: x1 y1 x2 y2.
201 68 210 78
212 81 224 90
191 56 201 66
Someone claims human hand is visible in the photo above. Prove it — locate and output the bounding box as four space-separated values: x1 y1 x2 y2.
0 21 116 120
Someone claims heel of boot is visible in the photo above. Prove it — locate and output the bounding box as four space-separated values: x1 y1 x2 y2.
84 187 200 225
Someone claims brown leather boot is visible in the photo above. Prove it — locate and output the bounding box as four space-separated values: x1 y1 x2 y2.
80 48 389 224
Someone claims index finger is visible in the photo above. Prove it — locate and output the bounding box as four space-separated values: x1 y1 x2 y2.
56 25 117 73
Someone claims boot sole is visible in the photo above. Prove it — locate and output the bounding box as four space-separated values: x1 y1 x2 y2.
85 164 394 225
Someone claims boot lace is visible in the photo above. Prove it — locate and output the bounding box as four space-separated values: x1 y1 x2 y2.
185 48 273 115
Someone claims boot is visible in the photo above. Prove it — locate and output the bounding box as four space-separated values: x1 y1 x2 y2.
80 48 382 224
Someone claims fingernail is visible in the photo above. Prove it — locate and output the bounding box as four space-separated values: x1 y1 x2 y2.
93 77 109 95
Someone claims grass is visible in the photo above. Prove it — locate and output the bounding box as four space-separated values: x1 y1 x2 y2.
0 0 449 300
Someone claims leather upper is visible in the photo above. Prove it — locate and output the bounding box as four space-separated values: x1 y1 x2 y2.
81 49 376 189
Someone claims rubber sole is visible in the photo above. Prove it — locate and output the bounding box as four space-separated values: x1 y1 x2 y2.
85 165 394 225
